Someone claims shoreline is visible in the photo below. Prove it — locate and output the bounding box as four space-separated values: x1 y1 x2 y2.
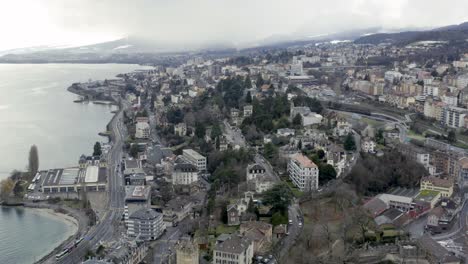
0 203 82 264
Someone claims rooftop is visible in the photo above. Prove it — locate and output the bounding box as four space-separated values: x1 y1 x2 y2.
129 208 161 220
291 153 317 168
388 187 420 198
214 235 252 254
421 176 453 188
125 185 151 202
183 149 205 160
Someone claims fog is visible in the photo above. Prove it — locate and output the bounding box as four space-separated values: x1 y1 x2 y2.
1 0 468 50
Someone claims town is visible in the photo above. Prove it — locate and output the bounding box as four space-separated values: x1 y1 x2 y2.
3 38 468 264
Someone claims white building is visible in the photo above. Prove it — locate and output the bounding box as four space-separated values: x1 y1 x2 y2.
361 139 376 153
287 153 319 191
135 121 150 139
213 235 254 264
442 106 467 128
127 208 165 241
290 106 323 126
384 71 402 83
182 149 207 171
172 163 198 185
456 74 468 89
423 85 439 97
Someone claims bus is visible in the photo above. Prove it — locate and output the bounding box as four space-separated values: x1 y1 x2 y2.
74 237 84 246
55 250 68 260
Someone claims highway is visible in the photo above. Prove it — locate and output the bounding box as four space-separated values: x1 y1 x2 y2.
49 100 127 264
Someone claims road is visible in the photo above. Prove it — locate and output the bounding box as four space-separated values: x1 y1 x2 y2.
223 120 246 148
49 99 127 264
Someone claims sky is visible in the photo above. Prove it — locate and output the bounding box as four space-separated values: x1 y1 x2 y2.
1 0 468 51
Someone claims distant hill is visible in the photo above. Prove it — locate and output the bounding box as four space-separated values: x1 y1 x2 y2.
354 21 468 45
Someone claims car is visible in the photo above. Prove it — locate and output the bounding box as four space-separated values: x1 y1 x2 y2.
288 219 293 224
298 222 303 227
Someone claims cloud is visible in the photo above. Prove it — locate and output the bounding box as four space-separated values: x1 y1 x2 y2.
1 0 468 50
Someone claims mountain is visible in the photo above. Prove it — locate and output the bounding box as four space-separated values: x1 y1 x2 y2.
354 21 468 45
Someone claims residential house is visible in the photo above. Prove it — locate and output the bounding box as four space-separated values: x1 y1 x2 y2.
277 128 295 137
163 197 194 226
176 239 199 264
213 235 254 264
243 105 253 117
174 123 187 136
239 221 272 254
227 205 240 226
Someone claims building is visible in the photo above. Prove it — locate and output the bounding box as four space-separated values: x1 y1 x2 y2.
213 235 254 264
287 153 319 191
239 221 272 254
227 205 240 226
361 138 376 153
163 197 194 226
127 209 165 241
172 162 198 185
290 106 323 126
420 176 454 198
135 121 150 139
246 164 266 181
457 157 468 188
176 239 199 264
456 73 468 89
442 106 467 128
174 123 187 136
41 155 107 194
124 185 151 223
182 149 207 171
243 105 253 117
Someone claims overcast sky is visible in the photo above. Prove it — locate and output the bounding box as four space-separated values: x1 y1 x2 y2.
2 0 468 51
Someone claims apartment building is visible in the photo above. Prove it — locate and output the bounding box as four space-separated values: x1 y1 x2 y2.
172 162 198 185
127 209 165 241
287 153 319 191
182 149 207 171
442 106 467 128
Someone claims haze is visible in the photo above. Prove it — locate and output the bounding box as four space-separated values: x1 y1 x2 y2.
2 0 468 51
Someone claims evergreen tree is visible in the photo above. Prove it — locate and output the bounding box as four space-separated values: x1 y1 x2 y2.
344 133 356 151
93 142 102 156
245 91 252 104
292 113 302 127
28 145 39 179
244 75 252 88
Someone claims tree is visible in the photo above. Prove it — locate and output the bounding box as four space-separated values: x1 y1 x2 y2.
256 73 264 87
317 149 325 159
28 145 39 179
263 143 278 161
271 211 288 226
447 130 457 143
263 183 293 214
244 75 252 89
344 133 356 151
292 113 302 127
319 164 337 184
0 178 15 201
245 91 252 104
195 122 206 139
211 123 222 140
129 144 139 158
93 142 102 156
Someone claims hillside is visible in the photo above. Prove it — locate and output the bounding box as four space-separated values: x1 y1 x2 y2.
355 22 468 45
